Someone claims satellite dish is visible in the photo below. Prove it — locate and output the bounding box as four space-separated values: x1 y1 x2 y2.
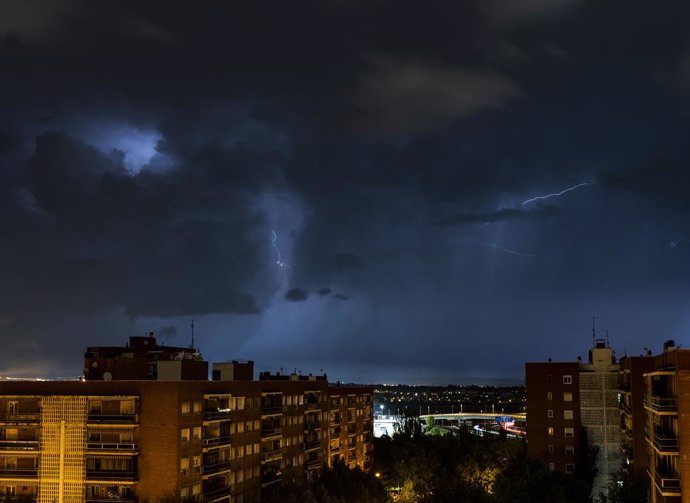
103 372 112 381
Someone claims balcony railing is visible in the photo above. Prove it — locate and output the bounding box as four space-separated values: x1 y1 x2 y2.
202 461 231 474
87 442 139 451
0 440 39 449
260 473 282 487
648 469 681 494
87 414 138 423
203 486 231 499
86 470 137 481
648 430 679 452
261 427 282 438
86 498 135 503
304 440 320 451
0 468 38 477
261 405 283 415
202 436 230 446
260 449 282 462
305 459 321 470
204 410 231 421
643 395 677 412
0 413 40 423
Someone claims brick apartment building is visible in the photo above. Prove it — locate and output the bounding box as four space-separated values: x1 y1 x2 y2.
0 334 373 503
525 361 581 474
526 338 621 498
618 354 654 475
643 341 690 503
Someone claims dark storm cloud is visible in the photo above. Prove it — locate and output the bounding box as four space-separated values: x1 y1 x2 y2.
3 131 271 322
600 160 690 209
435 205 558 226
2 0 690 380
352 57 519 133
285 288 309 302
158 325 178 340
331 253 364 273
317 288 332 296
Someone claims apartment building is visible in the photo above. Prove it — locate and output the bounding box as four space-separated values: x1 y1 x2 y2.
0 337 373 503
525 361 581 474
643 341 690 503
526 339 621 498
618 354 654 475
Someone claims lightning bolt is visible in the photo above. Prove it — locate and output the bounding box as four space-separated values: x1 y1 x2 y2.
464 238 536 258
521 182 591 206
271 230 291 268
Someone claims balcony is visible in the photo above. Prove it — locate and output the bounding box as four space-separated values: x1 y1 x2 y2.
86 499 135 503
87 414 138 424
204 410 231 421
646 429 679 453
87 442 139 452
202 436 230 447
203 486 231 500
201 461 231 475
261 473 282 487
304 440 320 451
643 395 677 413
86 471 138 481
0 413 40 424
261 427 282 439
0 468 38 478
260 449 282 463
0 440 39 450
304 422 321 432
649 469 681 496
261 405 283 416
305 459 321 470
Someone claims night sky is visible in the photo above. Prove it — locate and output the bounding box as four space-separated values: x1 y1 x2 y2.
2 1 690 383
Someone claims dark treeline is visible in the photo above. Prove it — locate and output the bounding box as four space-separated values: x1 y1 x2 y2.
267 416 645 503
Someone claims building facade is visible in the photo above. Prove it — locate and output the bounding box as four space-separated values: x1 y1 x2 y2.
618 354 654 475
643 342 690 503
525 361 581 474
526 339 622 499
0 338 373 503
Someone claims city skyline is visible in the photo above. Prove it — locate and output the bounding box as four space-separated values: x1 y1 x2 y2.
2 1 690 383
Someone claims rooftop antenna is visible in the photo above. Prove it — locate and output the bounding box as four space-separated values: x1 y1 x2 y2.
190 319 195 349
592 316 598 347
605 329 610 347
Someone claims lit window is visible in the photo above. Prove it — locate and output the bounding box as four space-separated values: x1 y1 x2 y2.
548 427 554 436
564 410 574 420
548 462 555 471
563 375 572 385
180 457 189 476
192 427 202 440
547 409 554 418
564 428 574 437
181 428 190 442
563 392 573 402
181 402 190 414
547 392 553 400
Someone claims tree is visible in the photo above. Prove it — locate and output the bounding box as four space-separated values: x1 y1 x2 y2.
598 471 648 503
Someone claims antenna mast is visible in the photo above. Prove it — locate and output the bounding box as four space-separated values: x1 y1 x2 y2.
190 319 195 350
